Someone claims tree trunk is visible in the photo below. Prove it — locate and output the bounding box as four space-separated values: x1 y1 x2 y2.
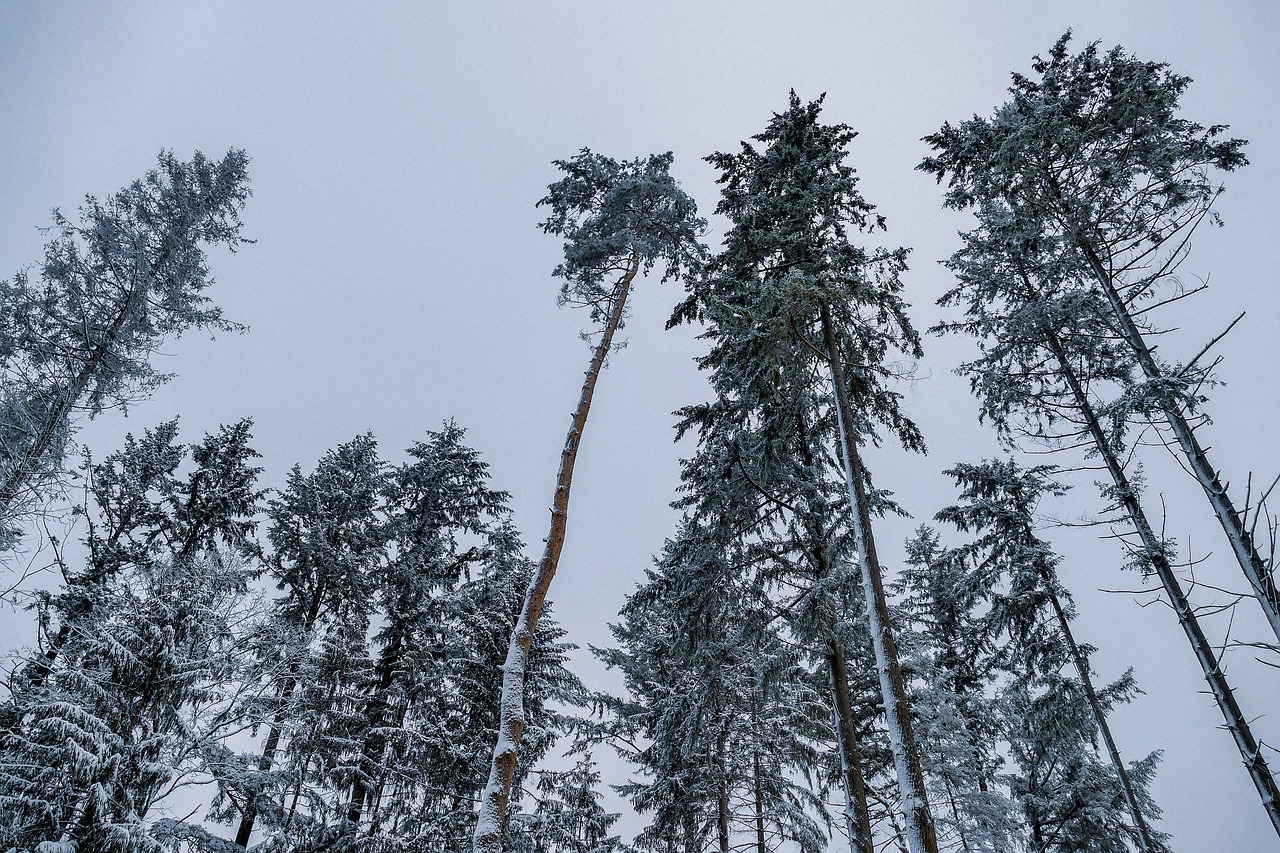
751 698 767 853
1079 246 1280 643
1045 328 1280 836
234 676 299 847
793 408 876 853
473 254 639 853
717 730 732 853
820 302 940 853
827 642 876 853
1044 583 1158 852
0 292 135 519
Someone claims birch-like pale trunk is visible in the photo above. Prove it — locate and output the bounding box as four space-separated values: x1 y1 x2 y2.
1078 244 1280 644
820 302 940 853
473 254 639 853
1044 328 1280 837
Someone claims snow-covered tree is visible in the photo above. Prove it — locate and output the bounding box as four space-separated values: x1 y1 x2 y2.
933 460 1165 852
596 520 829 853
927 184 1280 833
673 93 937 853
919 32 1279 647
476 149 705 853
227 433 385 848
895 528 1020 853
512 752 627 853
0 421 263 850
0 151 251 549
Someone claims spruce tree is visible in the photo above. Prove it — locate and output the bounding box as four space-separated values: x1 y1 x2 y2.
934 460 1165 852
0 422 263 851
673 93 938 853
927 204 1280 834
919 32 1278 646
0 151 251 548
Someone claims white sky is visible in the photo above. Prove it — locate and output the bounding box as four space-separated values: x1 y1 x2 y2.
1 2 1277 849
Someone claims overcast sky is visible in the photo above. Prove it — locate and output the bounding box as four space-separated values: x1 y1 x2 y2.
2 2 1278 849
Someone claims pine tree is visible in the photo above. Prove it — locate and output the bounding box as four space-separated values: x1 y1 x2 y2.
475 150 705 853
896 528 1019 853
0 151 251 548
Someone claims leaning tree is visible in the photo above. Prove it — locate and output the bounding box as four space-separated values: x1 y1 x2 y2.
474 150 705 853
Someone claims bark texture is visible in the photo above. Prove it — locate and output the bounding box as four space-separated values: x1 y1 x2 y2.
473 256 638 853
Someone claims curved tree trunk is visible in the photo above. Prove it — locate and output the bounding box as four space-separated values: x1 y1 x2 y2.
1045 328 1280 837
473 254 639 853
821 302 940 853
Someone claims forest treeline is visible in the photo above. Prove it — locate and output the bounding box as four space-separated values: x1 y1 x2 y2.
1 33 1276 853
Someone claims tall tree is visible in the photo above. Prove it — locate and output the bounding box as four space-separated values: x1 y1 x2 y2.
0 150 251 548
0 422 262 851
670 361 880 852
475 149 704 853
931 459 1168 852
596 519 830 853
674 93 938 853
895 528 1019 853
919 33 1279 644
927 197 1280 834
8 417 262 708
229 434 386 848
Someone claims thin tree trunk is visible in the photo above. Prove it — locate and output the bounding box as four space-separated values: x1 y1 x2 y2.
820 302 940 853
1079 246 1280 643
717 729 732 853
473 254 639 853
1043 583 1158 852
751 697 767 853
345 629 404 829
234 677 298 846
1044 327 1280 836
0 292 135 519
827 642 876 853
793 408 875 853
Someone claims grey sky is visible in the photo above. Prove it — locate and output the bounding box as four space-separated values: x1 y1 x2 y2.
2 2 1277 848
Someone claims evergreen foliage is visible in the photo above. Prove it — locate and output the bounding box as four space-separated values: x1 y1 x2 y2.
0 151 252 549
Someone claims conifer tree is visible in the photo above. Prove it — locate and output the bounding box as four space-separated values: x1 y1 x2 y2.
9 417 262 705
596 520 829 853
895 529 1019 853
0 422 262 850
673 93 938 853
934 460 1165 852
0 151 251 548
928 206 1280 833
919 33 1278 645
229 434 386 848
476 150 704 853
514 753 627 853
